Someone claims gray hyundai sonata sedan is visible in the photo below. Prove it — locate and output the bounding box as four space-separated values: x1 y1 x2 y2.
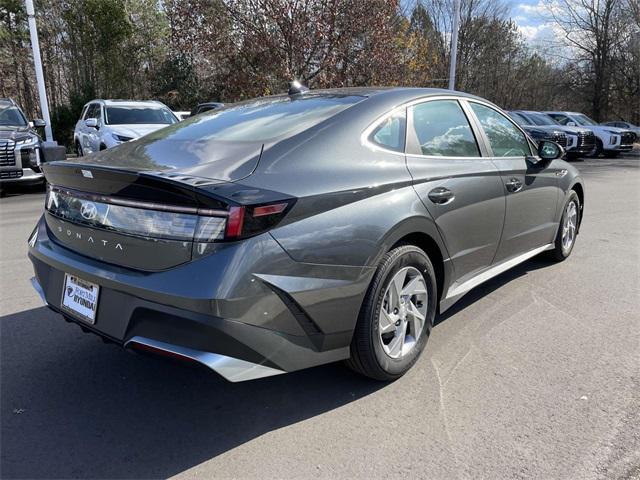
28 87 584 382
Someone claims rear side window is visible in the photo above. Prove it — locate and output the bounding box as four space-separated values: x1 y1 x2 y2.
369 109 406 152
165 95 363 143
470 103 530 157
409 100 480 157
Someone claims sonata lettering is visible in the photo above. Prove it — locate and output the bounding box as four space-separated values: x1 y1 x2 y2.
55 225 123 252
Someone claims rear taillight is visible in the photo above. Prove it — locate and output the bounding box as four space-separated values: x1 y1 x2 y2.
45 184 294 245
223 202 293 240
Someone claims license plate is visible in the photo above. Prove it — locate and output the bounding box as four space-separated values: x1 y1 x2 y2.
60 273 100 324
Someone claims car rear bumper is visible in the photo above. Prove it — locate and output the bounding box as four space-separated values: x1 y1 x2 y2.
28 215 370 380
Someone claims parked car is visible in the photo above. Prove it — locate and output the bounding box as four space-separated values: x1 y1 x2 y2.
173 111 191 121
508 111 569 147
191 102 224 115
544 111 635 157
509 110 597 158
29 88 584 382
74 99 178 155
600 121 640 140
0 98 46 191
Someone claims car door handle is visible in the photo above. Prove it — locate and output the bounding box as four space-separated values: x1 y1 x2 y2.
428 187 454 204
505 178 523 193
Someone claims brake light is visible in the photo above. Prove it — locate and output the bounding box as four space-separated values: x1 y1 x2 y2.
223 201 293 240
225 206 245 238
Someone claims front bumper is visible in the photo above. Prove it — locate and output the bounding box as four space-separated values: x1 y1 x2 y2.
0 143 43 184
28 215 371 381
0 168 44 184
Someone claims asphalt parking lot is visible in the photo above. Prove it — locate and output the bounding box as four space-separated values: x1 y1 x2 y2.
1 153 639 480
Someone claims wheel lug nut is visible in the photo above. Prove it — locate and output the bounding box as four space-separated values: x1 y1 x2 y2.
393 308 398 314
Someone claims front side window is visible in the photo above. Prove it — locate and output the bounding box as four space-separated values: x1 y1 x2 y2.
369 109 406 152
409 100 480 157
85 104 101 121
105 106 177 125
470 103 530 157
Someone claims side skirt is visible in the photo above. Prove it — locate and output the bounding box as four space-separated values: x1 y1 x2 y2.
440 243 554 312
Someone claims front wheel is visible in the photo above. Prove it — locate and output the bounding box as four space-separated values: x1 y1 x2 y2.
548 191 580 261
346 244 437 381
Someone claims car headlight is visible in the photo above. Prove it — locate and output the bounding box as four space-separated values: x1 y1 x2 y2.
14 136 39 147
112 133 134 142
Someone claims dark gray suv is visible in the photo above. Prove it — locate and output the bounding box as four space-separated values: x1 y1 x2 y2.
28 88 584 382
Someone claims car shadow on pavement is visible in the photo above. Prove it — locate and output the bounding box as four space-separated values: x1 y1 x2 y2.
0 306 384 479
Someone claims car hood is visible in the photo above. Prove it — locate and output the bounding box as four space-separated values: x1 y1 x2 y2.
62 126 265 182
106 124 170 139
555 126 593 135
0 125 31 140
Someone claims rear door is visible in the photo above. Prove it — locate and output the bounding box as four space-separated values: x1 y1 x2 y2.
466 101 560 263
406 98 505 285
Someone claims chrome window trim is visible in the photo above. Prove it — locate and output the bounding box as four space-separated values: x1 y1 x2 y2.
361 94 508 159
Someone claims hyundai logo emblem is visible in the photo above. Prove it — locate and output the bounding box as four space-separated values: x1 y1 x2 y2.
80 202 98 221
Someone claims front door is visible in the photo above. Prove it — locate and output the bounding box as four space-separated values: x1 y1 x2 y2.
406 99 506 286
466 101 560 263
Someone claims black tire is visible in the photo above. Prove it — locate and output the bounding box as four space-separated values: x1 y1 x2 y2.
76 141 83 156
346 244 437 381
592 139 603 157
548 191 580 262
605 151 620 158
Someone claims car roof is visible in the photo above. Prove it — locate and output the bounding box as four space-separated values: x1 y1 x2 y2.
87 99 167 108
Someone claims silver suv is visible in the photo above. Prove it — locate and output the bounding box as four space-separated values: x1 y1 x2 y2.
0 98 46 190
74 99 178 155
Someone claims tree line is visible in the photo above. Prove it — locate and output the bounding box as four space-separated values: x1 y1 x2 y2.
1 0 638 148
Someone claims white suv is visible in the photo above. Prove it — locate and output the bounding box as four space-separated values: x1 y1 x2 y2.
74 100 178 155
544 111 635 157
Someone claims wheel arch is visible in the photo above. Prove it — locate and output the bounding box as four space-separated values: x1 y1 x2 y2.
570 180 585 230
377 216 452 306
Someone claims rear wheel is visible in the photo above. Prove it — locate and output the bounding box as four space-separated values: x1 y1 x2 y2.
548 191 580 261
76 141 83 157
346 244 437 381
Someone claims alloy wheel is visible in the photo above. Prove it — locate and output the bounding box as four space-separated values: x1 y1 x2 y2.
562 200 578 251
378 266 428 359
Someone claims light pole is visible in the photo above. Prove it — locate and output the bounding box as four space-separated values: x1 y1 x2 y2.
25 0 53 142
448 0 461 90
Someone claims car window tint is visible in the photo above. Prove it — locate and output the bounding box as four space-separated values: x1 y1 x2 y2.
470 103 530 157
370 109 406 152
410 100 480 157
160 95 363 143
105 107 177 125
86 104 100 121
549 114 570 125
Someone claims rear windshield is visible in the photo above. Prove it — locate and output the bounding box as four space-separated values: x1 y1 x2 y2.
165 95 363 142
105 106 177 125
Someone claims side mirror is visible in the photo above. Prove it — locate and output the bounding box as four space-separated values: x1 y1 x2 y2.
566 121 576 126
537 140 563 161
32 118 46 128
85 118 98 129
